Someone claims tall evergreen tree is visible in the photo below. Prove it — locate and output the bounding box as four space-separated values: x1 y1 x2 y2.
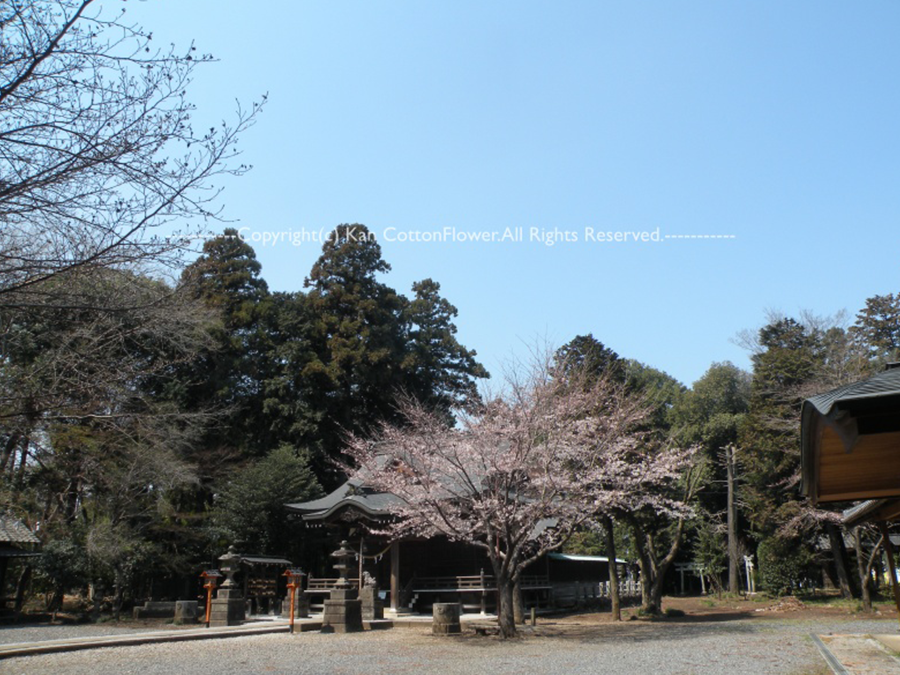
739 314 869 597
402 278 489 418
851 293 900 361
554 334 624 382
740 318 821 538
671 362 750 593
178 229 274 456
302 225 408 470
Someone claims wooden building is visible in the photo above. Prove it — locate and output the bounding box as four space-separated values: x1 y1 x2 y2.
286 479 635 614
0 515 40 612
800 363 900 617
801 363 900 507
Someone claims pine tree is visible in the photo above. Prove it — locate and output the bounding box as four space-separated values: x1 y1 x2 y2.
302 225 408 469
402 278 489 418
178 229 274 455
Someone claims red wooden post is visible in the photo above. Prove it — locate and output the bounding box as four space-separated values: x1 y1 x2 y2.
283 568 305 634
200 569 222 628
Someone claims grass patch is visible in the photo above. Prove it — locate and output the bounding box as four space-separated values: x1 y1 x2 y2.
785 664 831 675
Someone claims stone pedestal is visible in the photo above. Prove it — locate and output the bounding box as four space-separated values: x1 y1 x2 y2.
209 587 245 626
432 602 461 635
174 600 199 624
293 590 310 619
322 588 363 633
209 547 245 627
360 585 384 620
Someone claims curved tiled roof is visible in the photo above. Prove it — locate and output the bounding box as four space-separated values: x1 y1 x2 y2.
0 516 39 546
285 479 403 522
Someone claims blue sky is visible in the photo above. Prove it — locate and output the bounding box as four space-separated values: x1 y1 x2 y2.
124 1 900 388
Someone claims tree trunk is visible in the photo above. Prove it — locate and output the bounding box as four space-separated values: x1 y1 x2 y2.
0 433 20 475
725 444 740 594
497 576 517 638
604 516 621 621
512 578 524 625
14 437 28 488
629 524 655 614
827 523 855 599
14 564 31 615
649 569 666 615
855 529 872 612
113 569 124 621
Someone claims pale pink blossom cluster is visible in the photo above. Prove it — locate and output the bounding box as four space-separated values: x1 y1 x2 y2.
341 360 694 578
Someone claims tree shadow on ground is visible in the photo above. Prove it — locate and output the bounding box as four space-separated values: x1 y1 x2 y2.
468 617 762 645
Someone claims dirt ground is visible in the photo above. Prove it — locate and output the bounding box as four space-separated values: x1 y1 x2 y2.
542 592 899 626
8 592 898 635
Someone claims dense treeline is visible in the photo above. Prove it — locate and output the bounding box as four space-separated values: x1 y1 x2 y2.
558 300 900 608
0 225 489 612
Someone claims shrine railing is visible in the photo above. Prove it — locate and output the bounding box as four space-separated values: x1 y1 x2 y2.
305 576 361 593
410 573 551 592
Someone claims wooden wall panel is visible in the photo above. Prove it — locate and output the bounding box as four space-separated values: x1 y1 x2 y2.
818 428 900 502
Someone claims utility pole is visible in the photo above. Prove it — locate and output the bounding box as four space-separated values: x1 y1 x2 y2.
726 444 740 594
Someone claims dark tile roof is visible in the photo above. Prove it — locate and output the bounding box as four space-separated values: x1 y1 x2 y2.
0 516 39 546
285 479 403 522
804 365 900 417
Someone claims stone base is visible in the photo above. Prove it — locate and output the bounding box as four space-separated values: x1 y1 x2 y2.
432 602 461 635
174 600 199 624
292 591 310 619
209 589 245 627
360 586 384 620
321 598 363 634
132 601 176 620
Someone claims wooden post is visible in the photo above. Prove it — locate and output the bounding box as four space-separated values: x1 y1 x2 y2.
390 541 400 613
358 536 364 589
879 522 900 629
480 568 487 615
289 584 296 634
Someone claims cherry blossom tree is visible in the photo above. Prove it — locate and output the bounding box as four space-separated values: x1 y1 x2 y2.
342 356 694 638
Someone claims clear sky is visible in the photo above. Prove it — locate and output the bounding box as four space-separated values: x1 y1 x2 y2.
122 0 900 388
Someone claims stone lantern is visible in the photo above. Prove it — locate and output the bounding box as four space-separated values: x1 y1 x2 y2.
209 545 246 626
321 540 363 633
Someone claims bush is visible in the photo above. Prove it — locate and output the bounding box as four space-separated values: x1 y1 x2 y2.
757 537 811 597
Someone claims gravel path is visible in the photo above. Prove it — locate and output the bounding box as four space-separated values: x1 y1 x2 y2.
0 616 896 675
0 621 175 645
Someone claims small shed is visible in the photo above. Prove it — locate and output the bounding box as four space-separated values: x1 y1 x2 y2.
800 364 900 620
801 363 900 506
0 515 40 609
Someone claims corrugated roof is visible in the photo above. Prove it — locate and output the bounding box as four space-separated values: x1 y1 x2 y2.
842 499 885 526
0 516 39 546
240 555 293 566
0 546 40 558
804 366 900 416
548 552 627 564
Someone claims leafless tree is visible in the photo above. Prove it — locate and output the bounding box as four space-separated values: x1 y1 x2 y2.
0 0 263 304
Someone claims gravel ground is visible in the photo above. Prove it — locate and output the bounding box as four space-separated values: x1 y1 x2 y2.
0 621 175 645
0 616 897 675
